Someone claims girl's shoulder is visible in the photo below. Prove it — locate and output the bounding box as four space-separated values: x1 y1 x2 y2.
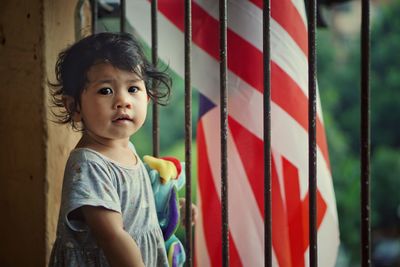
64 148 113 181
68 147 109 166
67 143 142 171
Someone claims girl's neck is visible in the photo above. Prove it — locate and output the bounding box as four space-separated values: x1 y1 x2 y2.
76 131 129 150
76 132 138 167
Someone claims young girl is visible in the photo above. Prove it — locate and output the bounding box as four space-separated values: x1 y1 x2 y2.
49 32 174 267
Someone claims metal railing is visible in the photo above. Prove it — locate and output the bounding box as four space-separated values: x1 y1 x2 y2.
361 0 371 265
308 0 318 265
91 0 371 266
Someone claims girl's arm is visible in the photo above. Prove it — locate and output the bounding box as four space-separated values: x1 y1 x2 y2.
81 206 145 267
179 198 198 227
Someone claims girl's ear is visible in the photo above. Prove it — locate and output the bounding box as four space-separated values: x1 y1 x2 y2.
62 96 82 122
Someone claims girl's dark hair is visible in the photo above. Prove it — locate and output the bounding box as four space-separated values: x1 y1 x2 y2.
50 32 171 129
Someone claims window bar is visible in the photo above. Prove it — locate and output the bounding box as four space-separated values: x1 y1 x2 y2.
307 0 318 266
90 0 98 34
184 0 193 266
120 0 126 33
361 0 371 266
151 0 160 157
219 0 229 266
263 0 272 266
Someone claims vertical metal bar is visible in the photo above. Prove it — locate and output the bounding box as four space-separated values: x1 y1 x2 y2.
91 0 98 34
120 0 126 33
184 0 193 266
219 0 229 266
263 0 272 266
307 0 318 266
151 0 159 157
361 0 371 266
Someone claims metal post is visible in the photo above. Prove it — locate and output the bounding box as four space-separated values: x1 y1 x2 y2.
184 0 193 266
361 0 371 266
151 0 159 157
219 0 229 266
307 0 318 266
263 0 272 266
120 0 126 33
90 0 98 34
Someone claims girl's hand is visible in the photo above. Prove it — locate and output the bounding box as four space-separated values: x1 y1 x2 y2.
179 198 198 227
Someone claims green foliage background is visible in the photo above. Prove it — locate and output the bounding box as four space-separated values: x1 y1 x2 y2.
317 2 400 265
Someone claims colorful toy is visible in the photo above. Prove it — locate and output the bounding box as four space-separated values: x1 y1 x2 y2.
143 155 186 267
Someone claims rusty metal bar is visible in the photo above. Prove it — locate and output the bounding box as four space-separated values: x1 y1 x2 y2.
120 0 126 33
184 0 193 266
361 0 371 266
91 0 98 34
307 0 318 266
219 0 229 266
263 0 272 266
151 0 159 157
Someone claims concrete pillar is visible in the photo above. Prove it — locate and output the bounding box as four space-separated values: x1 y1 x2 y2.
44 0 90 264
0 0 84 265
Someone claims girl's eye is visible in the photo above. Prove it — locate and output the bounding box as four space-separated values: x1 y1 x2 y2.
98 88 113 95
128 86 139 93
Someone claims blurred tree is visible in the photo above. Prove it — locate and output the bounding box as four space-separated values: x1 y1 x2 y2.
369 0 400 231
317 1 400 265
370 1 400 150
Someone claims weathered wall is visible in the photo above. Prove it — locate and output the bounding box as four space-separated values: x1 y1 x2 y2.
0 0 81 265
43 0 82 264
0 1 47 266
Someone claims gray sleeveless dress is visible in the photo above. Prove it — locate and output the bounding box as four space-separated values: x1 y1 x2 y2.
49 147 168 267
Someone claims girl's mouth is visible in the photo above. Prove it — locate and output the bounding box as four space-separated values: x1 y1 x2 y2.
113 114 133 122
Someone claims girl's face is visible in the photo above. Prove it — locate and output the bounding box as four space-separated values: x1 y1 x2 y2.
75 62 148 142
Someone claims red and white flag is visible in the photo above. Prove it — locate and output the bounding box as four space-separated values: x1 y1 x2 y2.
127 0 339 266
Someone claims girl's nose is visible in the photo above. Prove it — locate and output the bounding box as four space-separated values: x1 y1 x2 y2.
114 92 132 109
